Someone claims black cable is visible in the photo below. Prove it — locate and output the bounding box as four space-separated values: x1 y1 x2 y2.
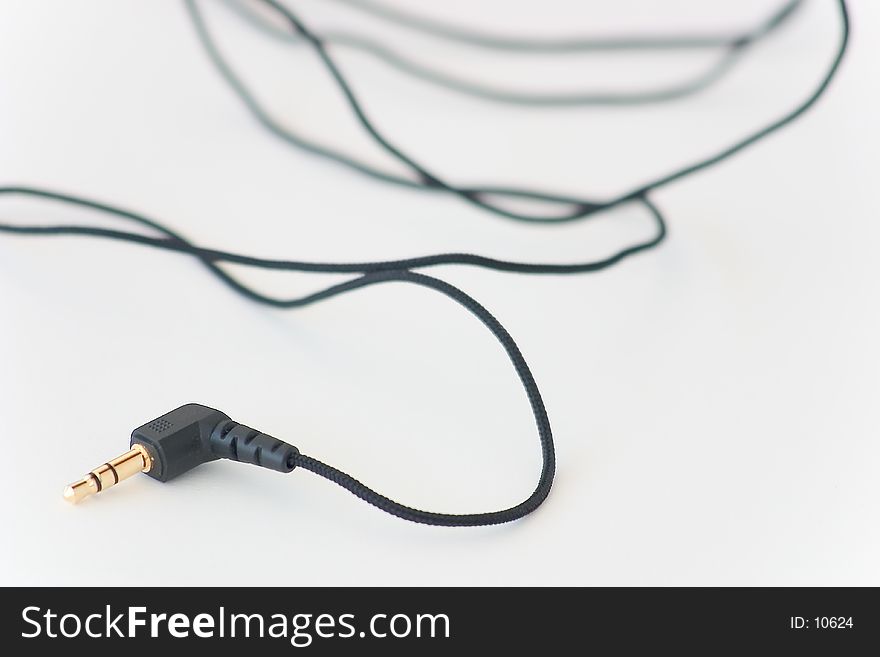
187 0 605 223
187 0 847 223
289 268 554 527
0 1 851 525
220 0 801 107
0 187 565 526
327 0 802 53
0 187 666 289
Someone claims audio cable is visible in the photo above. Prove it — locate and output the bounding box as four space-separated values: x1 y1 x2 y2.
0 0 850 526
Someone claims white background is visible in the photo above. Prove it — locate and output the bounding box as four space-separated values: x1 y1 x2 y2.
1 0 877 586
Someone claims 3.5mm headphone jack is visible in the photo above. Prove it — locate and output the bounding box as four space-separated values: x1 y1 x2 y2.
63 403 299 503
63 444 153 503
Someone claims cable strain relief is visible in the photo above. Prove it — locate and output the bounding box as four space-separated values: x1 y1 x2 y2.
209 420 299 473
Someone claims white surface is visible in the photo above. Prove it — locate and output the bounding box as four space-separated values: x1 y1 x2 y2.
1 0 877 586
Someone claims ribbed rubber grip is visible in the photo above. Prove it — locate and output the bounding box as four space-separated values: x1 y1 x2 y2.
209 420 298 473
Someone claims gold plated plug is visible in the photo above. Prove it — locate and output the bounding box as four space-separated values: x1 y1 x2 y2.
63 444 153 504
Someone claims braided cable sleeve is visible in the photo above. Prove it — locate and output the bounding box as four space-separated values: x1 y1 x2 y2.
290 268 555 527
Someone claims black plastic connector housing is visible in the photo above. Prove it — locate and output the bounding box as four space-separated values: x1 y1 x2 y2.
130 403 298 482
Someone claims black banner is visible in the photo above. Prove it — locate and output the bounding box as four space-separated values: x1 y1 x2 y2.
2 587 877 653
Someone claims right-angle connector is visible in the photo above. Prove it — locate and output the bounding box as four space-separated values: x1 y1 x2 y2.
63 403 299 503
